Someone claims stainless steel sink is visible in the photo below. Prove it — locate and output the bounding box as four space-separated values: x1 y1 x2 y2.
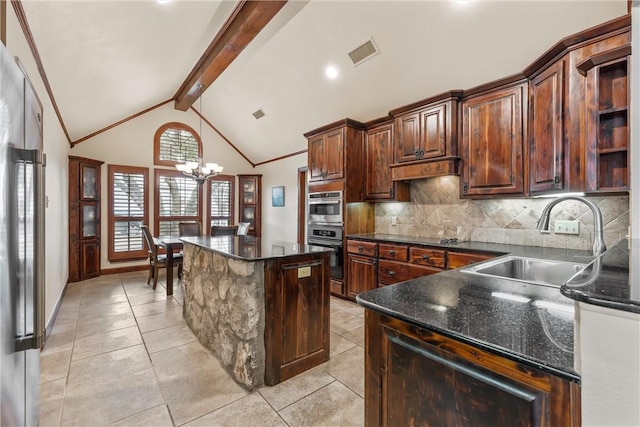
461 256 587 287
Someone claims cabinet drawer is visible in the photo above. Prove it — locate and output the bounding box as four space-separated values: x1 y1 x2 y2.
379 244 408 261
447 252 495 269
378 260 440 285
347 240 378 257
330 279 344 296
409 247 446 268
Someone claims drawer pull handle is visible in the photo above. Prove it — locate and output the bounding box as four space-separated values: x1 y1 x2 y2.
388 271 395 277
358 246 364 252
388 250 396 256
422 255 430 260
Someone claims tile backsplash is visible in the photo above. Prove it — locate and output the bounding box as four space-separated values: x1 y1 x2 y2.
375 176 629 250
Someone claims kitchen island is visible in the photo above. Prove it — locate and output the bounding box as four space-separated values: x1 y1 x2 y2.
180 235 332 390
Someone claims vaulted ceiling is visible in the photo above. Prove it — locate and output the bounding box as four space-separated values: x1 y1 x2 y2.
20 0 627 165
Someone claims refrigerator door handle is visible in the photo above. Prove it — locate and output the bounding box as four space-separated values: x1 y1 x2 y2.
13 147 44 352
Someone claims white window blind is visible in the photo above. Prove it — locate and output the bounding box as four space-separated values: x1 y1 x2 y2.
210 177 233 227
158 128 199 163
108 166 148 261
157 173 200 236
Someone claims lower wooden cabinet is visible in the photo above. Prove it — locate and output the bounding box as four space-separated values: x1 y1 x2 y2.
80 240 100 279
347 254 377 299
365 311 580 427
378 260 440 286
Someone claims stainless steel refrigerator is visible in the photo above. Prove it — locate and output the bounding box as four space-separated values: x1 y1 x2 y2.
0 42 46 427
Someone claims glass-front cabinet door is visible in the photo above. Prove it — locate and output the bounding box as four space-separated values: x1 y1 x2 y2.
81 165 99 200
238 175 262 237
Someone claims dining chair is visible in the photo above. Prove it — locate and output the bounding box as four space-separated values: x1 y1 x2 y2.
141 225 183 290
179 221 201 236
210 225 239 236
237 222 251 236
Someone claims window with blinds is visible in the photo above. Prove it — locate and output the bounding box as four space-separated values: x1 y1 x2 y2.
155 170 202 237
154 122 202 166
208 175 235 227
108 165 149 261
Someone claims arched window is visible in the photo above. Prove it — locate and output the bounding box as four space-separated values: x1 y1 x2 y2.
154 122 202 166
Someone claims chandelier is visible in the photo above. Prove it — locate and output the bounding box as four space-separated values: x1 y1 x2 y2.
175 84 223 185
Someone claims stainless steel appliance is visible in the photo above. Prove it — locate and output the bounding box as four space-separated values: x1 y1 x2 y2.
308 191 343 225
308 224 343 279
1 42 46 427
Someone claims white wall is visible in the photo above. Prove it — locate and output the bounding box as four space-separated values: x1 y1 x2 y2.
256 153 307 244
70 102 257 270
6 11 71 326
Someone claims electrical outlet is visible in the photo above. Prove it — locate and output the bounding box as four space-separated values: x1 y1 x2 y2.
555 220 579 235
391 216 397 226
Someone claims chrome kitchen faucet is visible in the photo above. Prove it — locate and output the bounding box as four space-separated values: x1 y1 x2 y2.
537 195 606 256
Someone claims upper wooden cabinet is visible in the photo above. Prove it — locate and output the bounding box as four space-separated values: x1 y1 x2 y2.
305 119 367 202
308 128 344 182
461 81 527 198
581 46 630 193
364 121 410 202
529 59 566 195
389 92 462 181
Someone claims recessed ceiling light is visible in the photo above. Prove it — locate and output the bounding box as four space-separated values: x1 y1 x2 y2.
157 0 171 4
325 65 338 80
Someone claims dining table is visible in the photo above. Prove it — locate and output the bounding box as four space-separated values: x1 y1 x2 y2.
154 235 183 296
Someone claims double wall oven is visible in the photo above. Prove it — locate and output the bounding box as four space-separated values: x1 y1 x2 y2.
307 191 344 280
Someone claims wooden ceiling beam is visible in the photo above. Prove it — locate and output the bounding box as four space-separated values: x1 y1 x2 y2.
173 0 287 111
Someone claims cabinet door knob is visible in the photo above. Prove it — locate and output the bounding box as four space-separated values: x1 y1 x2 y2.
358 246 364 252
419 149 425 157
388 271 395 277
414 150 419 158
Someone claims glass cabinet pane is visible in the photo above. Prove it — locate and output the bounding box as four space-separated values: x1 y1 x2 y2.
82 166 98 199
83 205 97 237
242 207 255 230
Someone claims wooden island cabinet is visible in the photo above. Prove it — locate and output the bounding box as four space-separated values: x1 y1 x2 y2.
364 311 580 427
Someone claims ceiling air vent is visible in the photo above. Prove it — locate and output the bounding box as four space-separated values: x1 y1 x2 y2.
252 108 266 120
348 38 380 66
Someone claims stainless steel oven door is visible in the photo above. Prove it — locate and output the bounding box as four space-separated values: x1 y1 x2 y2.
307 238 343 280
308 191 343 225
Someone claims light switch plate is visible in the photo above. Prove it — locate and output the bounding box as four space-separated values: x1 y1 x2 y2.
555 220 579 235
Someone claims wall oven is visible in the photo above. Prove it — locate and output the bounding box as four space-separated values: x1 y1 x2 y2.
307 224 343 280
308 191 343 225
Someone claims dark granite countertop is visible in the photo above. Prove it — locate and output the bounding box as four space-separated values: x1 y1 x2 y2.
357 266 581 382
180 235 332 261
562 238 639 314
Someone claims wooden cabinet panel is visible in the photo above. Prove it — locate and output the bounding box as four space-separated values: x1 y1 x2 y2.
330 279 344 295
364 123 409 201
529 60 565 194
378 244 408 261
347 240 377 257
80 240 100 280
365 312 579 427
281 259 326 364
461 83 526 197
421 104 446 158
323 128 345 181
394 112 421 163
347 254 377 298
409 247 446 269
378 260 439 285
308 136 325 181
448 251 495 269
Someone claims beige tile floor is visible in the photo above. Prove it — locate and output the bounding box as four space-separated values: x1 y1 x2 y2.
39 270 366 427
